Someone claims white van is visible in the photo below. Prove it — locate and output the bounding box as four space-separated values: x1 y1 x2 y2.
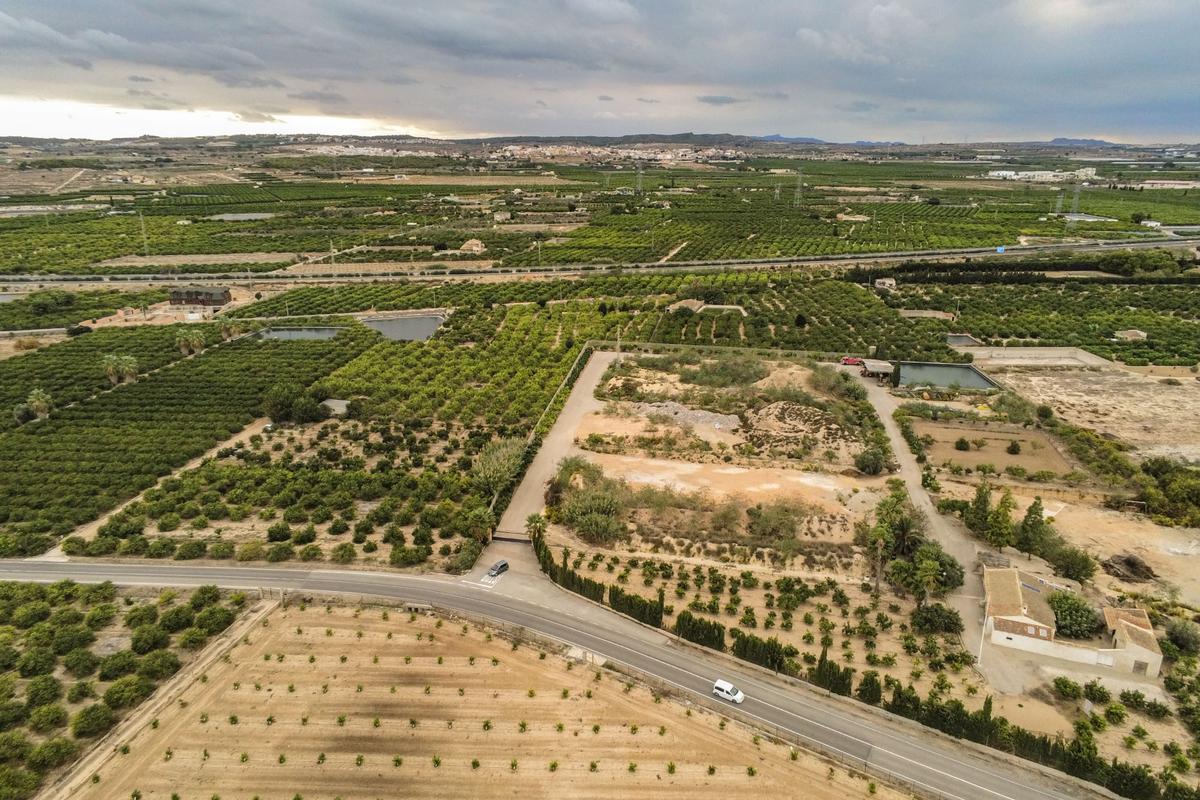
712 679 745 704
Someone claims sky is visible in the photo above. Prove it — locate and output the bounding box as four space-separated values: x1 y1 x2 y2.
0 0 1196 143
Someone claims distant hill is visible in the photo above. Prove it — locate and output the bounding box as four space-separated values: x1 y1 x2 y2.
1039 137 1120 148
758 134 827 144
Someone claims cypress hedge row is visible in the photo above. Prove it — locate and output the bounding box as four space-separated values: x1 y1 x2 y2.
672 610 726 651
608 585 664 627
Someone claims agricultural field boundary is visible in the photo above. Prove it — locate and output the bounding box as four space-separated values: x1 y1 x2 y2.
39 596 282 800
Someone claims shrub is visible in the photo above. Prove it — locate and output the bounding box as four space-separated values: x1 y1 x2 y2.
138 650 181 680
98 650 138 681
130 624 170 654
954 438 970 451
27 737 77 771
24 674 63 707
63 648 99 678
72 703 117 738
1052 676 1083 700
1167 619 1200 656
1083 679 1111 705
195 605 235 635
1006 441 1022 455
910 604 964 635
177 627 209 650
104 675 154 708
854 448 887 476
28 704 68 733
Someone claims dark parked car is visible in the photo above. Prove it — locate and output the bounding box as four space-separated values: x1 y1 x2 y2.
487 560 509 577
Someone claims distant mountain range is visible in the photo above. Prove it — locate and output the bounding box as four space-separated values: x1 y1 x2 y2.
1035 137 1119 148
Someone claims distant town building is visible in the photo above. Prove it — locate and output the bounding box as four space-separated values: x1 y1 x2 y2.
986 167 1098 183
169 286 231 307
493 211 512 222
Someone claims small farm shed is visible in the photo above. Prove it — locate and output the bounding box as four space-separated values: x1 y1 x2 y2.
860 359 893 379
169 286 231 306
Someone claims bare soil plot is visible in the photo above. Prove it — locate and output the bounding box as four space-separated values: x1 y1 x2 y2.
913 420 1074 474
0 333 65 359
97 252 303 267
998 367 1200 461
75 606 897 800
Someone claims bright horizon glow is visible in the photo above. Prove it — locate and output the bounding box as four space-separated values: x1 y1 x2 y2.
0 96 456 140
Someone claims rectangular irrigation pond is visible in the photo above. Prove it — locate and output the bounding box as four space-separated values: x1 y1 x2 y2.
361 315 444 341
257 327 343 341
895 361 1000 390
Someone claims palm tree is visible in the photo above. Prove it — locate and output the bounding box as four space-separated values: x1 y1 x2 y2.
525 513 547 539
101 354 122 385
118 354 139 383
915 558 942 608
26 388 52 419
174 331 192 355
188 331 207 354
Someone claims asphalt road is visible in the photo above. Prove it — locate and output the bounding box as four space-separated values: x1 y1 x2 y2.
0 560 1099 800
2 235 1185 285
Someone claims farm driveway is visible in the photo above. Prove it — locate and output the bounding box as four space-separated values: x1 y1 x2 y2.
496 349 621 536
850 369 986 649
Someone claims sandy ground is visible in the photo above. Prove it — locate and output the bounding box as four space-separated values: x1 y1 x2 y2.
98 252 306 267
74 606 896 800
580 450 878 516
955 347 1113 368
0 333 65 358
999 367 1200 460
914 420 1074 474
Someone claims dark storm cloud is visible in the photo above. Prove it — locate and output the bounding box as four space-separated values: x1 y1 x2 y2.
287 90 348 104
216 74 285 89
0 1 1196 141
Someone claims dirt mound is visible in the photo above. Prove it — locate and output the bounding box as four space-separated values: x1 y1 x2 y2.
746 401 858 458
1102 552 1158 582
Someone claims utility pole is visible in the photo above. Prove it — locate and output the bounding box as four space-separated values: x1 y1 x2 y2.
138 212 149 256
774 184 781 202
792 169 803 208
636 163 644 195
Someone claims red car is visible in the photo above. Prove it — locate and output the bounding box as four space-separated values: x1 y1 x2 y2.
839 356 864 366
